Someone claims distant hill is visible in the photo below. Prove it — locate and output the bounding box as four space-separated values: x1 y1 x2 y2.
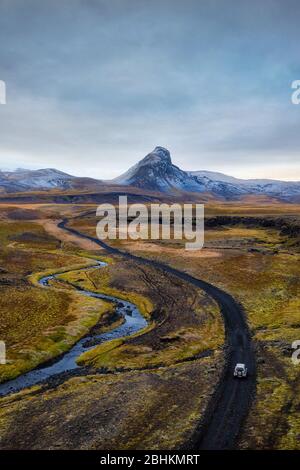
0 168 104 193
1 147 300 202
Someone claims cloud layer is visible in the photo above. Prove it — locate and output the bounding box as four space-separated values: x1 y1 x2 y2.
0 0 299 180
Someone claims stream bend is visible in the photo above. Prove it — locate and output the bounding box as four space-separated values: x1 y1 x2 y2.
0 261 147 397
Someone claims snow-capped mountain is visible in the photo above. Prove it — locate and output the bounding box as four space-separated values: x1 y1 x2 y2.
1 147 299 201
0 168 76 192
189 170 300 200
113 146 300 201
0 168 105 193
113 146 204 192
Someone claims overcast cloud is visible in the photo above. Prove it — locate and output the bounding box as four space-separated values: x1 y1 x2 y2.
0 0 299 180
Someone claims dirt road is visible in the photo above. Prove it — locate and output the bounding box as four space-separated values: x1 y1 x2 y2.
59 218 256 450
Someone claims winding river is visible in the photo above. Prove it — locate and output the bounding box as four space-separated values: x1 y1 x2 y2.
0 261 147 397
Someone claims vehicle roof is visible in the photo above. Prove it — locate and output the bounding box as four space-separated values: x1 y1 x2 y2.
236 363 246 367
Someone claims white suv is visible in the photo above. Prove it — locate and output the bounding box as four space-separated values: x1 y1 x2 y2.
234 363 247 378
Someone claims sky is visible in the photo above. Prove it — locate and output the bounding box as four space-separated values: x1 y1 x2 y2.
0 0 300 181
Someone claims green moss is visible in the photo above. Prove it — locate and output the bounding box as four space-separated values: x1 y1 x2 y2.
77 318 223 370
57 267 154 320
28 258 97 285
0 240 115 384
0 293 113 383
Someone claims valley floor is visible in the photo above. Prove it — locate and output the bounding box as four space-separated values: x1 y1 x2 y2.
0 201 299 449
0 203 223 449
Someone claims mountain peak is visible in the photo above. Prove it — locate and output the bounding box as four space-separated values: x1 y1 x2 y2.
111 146 300 201
141 146 172 166
113 146 201 192
152 146 171 160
